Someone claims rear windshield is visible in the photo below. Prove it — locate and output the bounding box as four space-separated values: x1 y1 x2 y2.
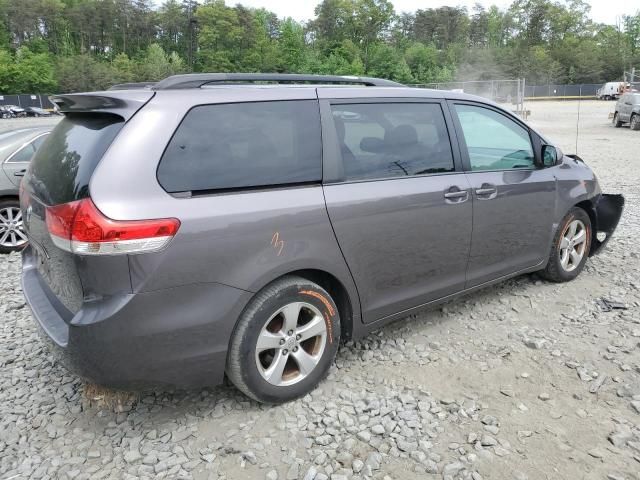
27 113 124 206
157 100 322 193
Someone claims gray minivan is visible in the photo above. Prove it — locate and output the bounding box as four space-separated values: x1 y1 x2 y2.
20 74 623 403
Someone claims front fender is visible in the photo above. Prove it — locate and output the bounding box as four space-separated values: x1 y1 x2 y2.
590 194 625 256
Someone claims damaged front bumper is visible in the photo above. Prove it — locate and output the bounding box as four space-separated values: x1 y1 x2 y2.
590 193 625 256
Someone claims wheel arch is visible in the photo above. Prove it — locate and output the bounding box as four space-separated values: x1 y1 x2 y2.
243 267 358 342
287 268 355 341
573 199 597 254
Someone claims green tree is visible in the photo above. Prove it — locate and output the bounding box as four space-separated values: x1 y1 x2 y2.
195 0 242 71
56 54 115 92
137 43 183 81
279 18 306 72
10 46 57 92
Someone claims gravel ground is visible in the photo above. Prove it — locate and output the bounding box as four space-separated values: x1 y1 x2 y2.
1 101 639 480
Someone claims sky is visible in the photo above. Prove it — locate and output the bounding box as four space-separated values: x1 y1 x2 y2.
231 0 639 26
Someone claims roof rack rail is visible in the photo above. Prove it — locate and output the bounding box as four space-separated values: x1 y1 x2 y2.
152 73 402 90
108 82 156 91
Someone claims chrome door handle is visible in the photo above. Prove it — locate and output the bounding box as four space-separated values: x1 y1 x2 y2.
444 188 469 204
475 187 496 195
444 191 468 199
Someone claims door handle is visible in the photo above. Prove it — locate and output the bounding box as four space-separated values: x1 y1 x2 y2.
475 187 496 195
444 188 469 204
475 184 498 200
444 191 468 199
14 169 26 177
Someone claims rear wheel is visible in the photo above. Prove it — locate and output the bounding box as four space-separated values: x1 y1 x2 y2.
630 114 640 131
226 276 341 404
0 199 28 254
540 207 591 282
613 113 623 127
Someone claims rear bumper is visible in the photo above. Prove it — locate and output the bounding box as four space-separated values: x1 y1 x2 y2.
590 193 625 256
21 246 252 390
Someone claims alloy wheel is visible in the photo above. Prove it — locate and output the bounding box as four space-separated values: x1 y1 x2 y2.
255 301 327 387
0 207 27 249
559 219 587 272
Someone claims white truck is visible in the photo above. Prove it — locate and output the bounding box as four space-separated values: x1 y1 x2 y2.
597 81 626 100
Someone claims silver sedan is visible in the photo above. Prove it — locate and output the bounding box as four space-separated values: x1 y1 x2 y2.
0 128 50 252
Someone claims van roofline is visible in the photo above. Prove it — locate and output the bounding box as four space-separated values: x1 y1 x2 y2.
152 73 402 90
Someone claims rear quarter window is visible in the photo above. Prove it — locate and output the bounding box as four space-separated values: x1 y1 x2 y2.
157 100 322 193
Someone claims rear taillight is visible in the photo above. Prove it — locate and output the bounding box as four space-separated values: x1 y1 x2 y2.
45 198 180 255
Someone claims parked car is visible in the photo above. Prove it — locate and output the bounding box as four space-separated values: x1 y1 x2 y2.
19 73 624 403
24 106 53 117
4 105 27 117
0 105 15 119
613 92 640 130
0 128 50 253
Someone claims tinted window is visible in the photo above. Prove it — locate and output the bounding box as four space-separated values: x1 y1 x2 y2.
157 100 322 193
32 133 49 149
454 104 534 171
8 143 35 163
331 103 454 181
27 113 124 205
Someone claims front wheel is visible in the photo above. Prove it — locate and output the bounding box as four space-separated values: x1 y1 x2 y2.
613 113 623 127
226 276 341 404
630 114 640 131
540 207 592 282
0 199 28 254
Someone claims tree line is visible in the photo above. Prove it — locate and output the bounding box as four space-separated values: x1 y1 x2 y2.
0 0 639 94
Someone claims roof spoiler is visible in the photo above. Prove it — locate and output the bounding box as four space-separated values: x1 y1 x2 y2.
153 73 402 90
49 90 155 120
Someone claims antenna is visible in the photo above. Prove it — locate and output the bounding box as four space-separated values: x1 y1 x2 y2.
575 84 582 155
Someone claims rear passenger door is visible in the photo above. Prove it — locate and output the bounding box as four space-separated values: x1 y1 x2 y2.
3 133 49 187
320 99 472 323
449 101 557 287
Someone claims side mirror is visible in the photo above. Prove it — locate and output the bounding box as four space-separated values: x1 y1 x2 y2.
360 137 384 153
542 144 559 167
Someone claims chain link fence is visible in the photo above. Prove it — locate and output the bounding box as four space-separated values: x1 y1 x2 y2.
525 82 640 99
0 94 55 109
411 79 527 116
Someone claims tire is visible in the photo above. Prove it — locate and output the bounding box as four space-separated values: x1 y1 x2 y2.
0 199 28 254
227 275 341 404
630 114 640 131
613 113 623 127
540 207 592 283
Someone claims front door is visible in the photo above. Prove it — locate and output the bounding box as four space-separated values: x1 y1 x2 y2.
449 101 557 287
322 100 473 322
